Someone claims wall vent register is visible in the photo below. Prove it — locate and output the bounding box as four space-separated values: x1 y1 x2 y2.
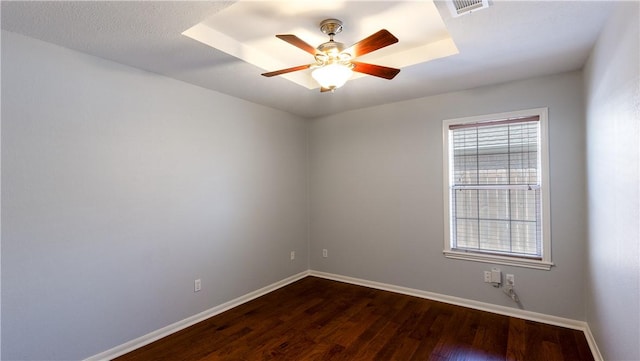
448 0 490 17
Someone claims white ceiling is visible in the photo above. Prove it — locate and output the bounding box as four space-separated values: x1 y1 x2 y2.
1 1 613 118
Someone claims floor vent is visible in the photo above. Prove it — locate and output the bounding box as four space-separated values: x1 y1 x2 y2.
448 0 490 17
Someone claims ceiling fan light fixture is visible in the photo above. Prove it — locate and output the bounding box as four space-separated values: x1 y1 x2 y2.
311 63 353 90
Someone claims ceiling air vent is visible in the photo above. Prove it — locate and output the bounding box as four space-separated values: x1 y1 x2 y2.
447 0 490 17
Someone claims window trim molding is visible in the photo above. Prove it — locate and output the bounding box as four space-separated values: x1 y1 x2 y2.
442 108 553 270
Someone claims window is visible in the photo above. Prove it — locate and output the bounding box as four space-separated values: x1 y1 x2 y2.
442 108 552 270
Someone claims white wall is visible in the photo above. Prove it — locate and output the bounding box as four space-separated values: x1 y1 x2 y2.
309 71 587 319
584 2 640 360
1 31 308 360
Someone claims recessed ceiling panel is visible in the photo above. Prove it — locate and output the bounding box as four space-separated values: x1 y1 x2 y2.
183 0 458 89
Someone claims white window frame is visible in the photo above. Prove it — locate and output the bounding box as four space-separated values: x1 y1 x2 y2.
442 108 553 270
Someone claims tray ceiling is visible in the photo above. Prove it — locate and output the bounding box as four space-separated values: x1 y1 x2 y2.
182 1 458 89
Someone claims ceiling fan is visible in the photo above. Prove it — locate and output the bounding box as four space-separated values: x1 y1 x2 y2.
261 19 400 92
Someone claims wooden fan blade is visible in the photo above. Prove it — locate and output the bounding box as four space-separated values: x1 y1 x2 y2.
261 64 311 77
352 61 400 80
343 29 398 58
276 35 318 55
320 87 333 93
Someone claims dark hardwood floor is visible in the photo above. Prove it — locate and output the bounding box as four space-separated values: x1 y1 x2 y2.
114 276 593 361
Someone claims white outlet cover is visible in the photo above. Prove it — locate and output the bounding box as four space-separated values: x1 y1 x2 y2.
506 274 515 286
483 271 492 282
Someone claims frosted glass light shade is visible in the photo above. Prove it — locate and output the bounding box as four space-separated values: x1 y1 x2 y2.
311 63 353 89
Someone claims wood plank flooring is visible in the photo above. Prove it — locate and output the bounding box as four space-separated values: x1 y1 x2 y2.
114 276 593 361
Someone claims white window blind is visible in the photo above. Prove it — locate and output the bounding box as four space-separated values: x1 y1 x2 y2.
443 108 551 269
450 116 541 258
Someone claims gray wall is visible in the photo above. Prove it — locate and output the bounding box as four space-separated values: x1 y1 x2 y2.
309 71 587 320
584 2 640 360
1 31 308 360
4 5 638 360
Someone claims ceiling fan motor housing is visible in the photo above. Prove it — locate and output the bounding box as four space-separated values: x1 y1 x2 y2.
315 19 351 65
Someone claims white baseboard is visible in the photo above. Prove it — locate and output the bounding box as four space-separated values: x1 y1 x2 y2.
583 323 604 361
309 270 602 361
84 270 310 361
85 269 603 361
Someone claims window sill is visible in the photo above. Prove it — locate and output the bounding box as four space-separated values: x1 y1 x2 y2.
443 250 553 270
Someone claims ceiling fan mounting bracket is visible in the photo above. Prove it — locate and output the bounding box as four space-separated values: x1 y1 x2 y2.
319 19 343 38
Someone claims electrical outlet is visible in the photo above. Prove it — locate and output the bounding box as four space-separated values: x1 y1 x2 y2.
322 249 328 258
290 251 295 260
506 274 515 286
491 267 501 284
194 279 201 292
483 271 491 283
